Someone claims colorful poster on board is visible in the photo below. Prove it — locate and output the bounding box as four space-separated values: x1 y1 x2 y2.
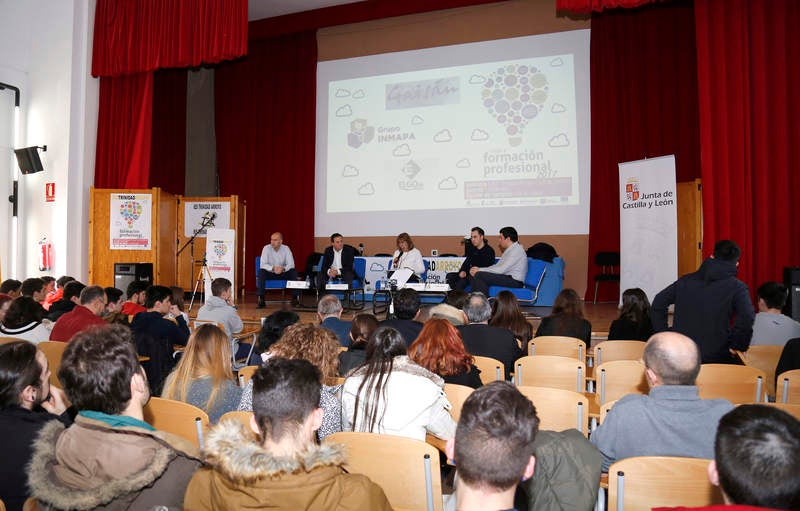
184 201 231 238
204 228 236 303
110 193 152 250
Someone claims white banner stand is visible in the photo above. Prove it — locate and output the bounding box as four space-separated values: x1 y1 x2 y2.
204 228 236 304
619 155 678 304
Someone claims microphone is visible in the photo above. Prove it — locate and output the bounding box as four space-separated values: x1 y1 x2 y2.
210 212 217 220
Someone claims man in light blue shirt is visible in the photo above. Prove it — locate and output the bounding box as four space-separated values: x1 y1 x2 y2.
257 232 299 308
469 226 527 296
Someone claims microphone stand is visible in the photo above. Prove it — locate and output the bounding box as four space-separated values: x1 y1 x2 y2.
177 215 215 310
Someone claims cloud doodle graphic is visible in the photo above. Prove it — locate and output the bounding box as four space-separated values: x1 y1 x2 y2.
471 129 489 141
352 89 365 99
549 133 570 147
456 158 470 168
438 177 458 190
342 165 359 177
551 103 566 113
481 63 549 146
393 144 412 157
358 183 375 195
433 129 453 143
370 262 386 272
411 115 424 125
335 105 353 117
550 57 564 67
469 75 486 84
334 89 350 98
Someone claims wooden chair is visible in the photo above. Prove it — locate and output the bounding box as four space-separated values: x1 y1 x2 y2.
735 345 783 399
37 341 68 388
219 410 254 429
777 369 800 404
593 340 646 365
528 335 586 361
514 355 585 393
0 336 21 344
443 383 474 422
325 431 443 511
516 385 588 436
595 360 648 405
236 365 259 387
696 364 766 404
0 497 6 511
607 456 723 511
599 399 617 425
760 402 800 421
22 498 38 511
472 355 504 384
143 397 209 448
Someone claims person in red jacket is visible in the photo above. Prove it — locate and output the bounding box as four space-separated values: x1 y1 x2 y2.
49 286 108 342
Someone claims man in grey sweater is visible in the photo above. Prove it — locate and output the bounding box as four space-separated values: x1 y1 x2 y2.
590 331 734 472
197 278 245 359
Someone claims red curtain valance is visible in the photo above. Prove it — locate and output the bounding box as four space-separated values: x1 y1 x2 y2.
92 0 248 77
556 0 663 14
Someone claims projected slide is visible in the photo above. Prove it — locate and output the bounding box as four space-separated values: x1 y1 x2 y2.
327 55 577 212
316 30 590 236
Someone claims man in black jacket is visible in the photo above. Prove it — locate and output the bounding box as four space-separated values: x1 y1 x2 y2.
652 240 755 364
446 227 496 291
316 232 356 292
0 341 70 511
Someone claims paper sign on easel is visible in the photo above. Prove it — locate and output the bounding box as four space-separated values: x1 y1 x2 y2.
204 228 236 304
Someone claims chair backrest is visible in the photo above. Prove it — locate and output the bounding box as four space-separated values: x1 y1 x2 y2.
325 431 443 511
237 365 259 387
760 402 800 421
696 364 766 404
0 497 6 511
37 341 68 388
596 360 648 405
776 369 800 404
599 399 617 425
529 335 586 360
737 345 783 399
0 336 21 345
443 383 474 422
219 410 254 430
353 257 366 283
516 385 589 436
472 355 504 384
594 340 646 365
595 251 620 271
524 258 548 289
607 456 723 511
143 397 210 448
22 498 38 511
514 355 585 393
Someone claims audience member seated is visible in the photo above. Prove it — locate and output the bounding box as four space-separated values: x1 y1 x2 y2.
608 287 654 341
444 289 469 310
339 313 379 376
446 226 496 291
103 286 127 325
657 404 800 511
468 226 528 296
0 296 51 344
535 288 592 345
28 325 200 510
184 358 392 510
169 286 189 324
0 279 22 298
256 309 299 353
0 293 13 324
410 318 482 389
428 303 467 326
457 292 522 379
490 289 534 345
0 341 70 511
380 288 424 345
120 279 148 317
591 332 734 471
49 285 108 342
47 280 85 322
316 232 356 292
342 326 456 441
130 285 191 392
197 278 248 360
256 231 300 308
239 323 342 441
751 281 800 347
317 294 351 346
389 232 425 281
776 337 800 385
162 324 242 423
21 278 48 309
445 382 537 511
43 275 74 311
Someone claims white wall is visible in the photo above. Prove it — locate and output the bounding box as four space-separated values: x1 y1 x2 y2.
0 0 97 282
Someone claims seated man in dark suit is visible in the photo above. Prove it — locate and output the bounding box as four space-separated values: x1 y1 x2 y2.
446 226 496 292
380 288 423 346
457 292 522 379
316 232 356 292
317 295 351 347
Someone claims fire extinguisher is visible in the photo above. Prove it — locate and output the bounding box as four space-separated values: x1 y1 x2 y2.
39 237 52 271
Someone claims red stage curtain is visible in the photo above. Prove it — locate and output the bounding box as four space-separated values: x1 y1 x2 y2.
215 32 317 290
94 73 153 189
586 2 701 301
149 69 188 194
695 0 800 293
556 0 662 14
92 0 248 77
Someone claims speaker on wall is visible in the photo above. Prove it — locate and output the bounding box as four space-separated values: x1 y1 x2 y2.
13 146 45 174
783 267 800 322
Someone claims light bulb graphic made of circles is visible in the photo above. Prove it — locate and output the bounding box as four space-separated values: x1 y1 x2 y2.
119 201 142 228
481 64 548 147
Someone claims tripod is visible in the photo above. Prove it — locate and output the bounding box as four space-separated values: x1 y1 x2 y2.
189 254 214 311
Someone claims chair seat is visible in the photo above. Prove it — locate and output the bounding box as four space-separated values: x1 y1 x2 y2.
488 286 534 301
